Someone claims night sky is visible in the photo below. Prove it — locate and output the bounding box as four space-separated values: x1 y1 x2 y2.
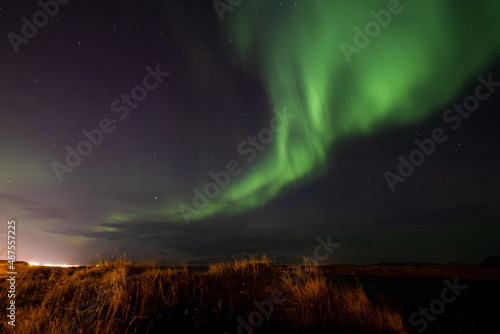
1 0 500 266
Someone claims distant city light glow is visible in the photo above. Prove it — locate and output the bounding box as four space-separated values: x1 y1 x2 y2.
29 262 79 268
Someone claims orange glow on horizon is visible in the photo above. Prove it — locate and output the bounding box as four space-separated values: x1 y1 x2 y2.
29 262 79 267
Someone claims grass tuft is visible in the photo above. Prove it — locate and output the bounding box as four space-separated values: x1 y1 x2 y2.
0 255 404 333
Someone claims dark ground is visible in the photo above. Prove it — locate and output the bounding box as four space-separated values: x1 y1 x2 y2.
322 264 500 334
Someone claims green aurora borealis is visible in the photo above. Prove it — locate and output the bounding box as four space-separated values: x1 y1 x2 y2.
146 0 500 223
85 0 500 227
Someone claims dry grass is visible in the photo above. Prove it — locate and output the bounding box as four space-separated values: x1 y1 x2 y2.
0 255 405 333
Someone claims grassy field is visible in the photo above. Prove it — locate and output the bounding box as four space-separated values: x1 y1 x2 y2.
0 255 405 333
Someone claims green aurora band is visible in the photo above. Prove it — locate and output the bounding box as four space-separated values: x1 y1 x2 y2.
105 0 500 227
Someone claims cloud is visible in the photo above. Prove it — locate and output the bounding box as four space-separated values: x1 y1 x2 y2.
0 193 39 206
25 206 68 219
